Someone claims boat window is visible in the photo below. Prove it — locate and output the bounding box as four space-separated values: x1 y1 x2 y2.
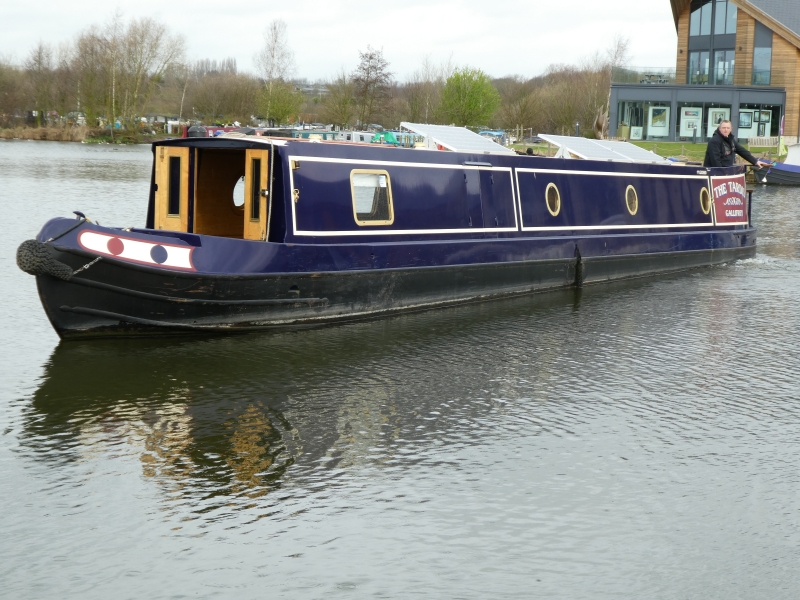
626 185 639 215
700 187 712 214
545 183 561 216
250 158 261 220
351 170 394 225
168 156 181 215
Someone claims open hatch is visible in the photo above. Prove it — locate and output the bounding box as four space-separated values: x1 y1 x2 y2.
153 143 271 240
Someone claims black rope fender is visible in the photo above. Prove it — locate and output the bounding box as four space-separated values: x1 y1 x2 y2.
17 214 105 280
16 239 76 280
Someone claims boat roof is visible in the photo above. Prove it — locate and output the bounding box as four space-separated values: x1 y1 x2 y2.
400 122 516 155
538 134 668 163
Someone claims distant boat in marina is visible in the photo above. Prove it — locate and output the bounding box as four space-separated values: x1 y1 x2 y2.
753 144 800 185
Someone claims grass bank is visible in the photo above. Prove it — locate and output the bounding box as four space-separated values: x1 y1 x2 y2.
0 126 93 142
0 126 174 144
630 141 785 163
512 140 786 162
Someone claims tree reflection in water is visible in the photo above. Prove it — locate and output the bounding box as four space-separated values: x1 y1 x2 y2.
20 287 584 519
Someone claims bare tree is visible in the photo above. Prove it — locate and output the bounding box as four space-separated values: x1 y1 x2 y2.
404 55 453 123
606 34 631 72
190 69 260 124
321 69 355 127
72 26 109 126
25 42 55 126
115 17 185 125
352 46 392 128
0 56 25 125
495 76 541 131
254 19 296 123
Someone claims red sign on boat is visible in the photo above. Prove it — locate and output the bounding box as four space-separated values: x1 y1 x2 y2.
711 174 748 225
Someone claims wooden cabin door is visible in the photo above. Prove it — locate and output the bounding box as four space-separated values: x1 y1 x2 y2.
243 149 269 240
154 146 190 231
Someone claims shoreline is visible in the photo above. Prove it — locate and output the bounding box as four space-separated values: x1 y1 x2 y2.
0 126 173 144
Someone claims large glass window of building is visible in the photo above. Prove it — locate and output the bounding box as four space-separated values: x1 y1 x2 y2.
690 1 713 36
753 22 773 85
691 1 737 36
714 0 737 35
688 1 737 85
689 51 710 85
714 50 735 85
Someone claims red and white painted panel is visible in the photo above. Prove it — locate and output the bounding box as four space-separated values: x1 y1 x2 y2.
78 231 195 271
710 174 748 226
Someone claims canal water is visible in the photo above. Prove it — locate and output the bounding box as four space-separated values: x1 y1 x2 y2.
1 140 799 599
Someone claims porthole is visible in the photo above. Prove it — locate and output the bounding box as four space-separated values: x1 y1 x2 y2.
625 185 638 216
545 183 561 216
700 187 711 215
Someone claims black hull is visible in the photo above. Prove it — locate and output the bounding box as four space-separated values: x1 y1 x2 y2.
754 167 800 186
37 243 756 339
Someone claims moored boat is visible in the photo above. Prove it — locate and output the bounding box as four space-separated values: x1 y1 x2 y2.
17 129 756 339
753 143 800 185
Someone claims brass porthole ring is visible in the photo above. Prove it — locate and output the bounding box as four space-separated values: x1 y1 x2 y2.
545 183 561 217
700 187 711 215
625 185 639 216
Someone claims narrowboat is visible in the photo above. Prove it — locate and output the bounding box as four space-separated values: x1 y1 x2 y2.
17 127 756 339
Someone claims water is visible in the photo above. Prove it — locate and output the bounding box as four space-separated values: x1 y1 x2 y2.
1 140 799 599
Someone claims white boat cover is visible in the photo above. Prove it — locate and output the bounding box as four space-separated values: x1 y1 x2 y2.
784 143 800 166
538 134 668 163
400 122 516 155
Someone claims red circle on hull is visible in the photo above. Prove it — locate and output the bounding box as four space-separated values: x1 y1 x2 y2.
107 237 124 256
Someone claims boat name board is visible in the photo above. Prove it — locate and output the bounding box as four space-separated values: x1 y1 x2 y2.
710 174 748 225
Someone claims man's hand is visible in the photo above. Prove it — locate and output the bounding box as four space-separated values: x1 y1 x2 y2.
755 160 771 168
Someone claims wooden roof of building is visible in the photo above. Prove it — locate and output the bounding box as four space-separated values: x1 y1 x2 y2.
670 0 800 48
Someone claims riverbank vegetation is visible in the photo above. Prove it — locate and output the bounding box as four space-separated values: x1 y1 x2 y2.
0 12 629 137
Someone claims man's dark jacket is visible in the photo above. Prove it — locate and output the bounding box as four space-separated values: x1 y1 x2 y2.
704 129 758 167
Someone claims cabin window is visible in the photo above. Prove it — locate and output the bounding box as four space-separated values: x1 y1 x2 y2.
700 187 712 215
250 158 262 220
168 156 182 215
351 170 394 226
545 183 561 216
625 185 639 216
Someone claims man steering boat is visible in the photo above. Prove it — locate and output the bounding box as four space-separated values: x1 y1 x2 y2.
704 120 771 169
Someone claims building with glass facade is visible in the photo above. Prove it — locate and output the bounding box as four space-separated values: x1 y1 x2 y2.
609 0 800 144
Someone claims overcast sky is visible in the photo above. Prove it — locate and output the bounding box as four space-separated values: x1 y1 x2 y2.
1 0 678 81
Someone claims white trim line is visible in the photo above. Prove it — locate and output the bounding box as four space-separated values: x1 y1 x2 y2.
289 154 520 235
294 227 517 237
520 222 717 232
287 155 724 237
516 168 710 179
289 155 514 171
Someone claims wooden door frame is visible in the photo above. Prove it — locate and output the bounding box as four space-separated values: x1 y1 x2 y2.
154 146 190 232
243 149 269 240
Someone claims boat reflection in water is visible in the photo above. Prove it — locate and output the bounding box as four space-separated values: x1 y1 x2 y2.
23 286 587 515
26 336 304 507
